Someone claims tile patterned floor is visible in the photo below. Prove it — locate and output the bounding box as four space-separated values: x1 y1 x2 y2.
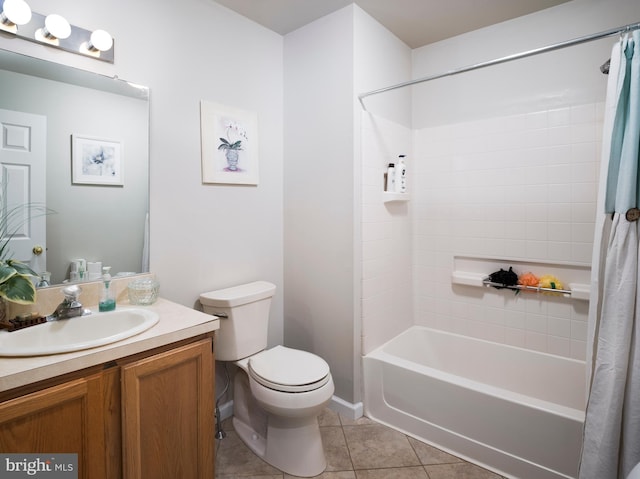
215 409 507 478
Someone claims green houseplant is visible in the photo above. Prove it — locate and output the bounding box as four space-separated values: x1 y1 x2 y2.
0 258 37 305
0 204 49 308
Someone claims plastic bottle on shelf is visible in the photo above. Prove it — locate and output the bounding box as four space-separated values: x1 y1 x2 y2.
385 163 395 192
395 155 407 193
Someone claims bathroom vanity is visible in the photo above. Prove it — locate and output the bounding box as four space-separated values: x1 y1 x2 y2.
0 293 219 479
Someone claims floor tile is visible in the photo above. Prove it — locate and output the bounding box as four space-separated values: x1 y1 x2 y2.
354 466 429 478
339 415 376 426
218 475 283 479
343 424 421 470
407 437 463 465
424 462 503 479
318 408 342 427
321 426 354 471
215 409 503 479
215 430 282 477
284 472 356 479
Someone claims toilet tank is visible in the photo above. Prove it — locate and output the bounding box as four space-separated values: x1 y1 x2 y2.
199 281 276 361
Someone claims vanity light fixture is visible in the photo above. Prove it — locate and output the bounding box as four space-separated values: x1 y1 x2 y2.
80 29 113 57
88 29 113 52
0 0 31 34
35 13 71 44
0 0 114 63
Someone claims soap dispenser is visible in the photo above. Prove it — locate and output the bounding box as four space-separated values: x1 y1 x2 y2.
395 155 407 193
99 266 116 312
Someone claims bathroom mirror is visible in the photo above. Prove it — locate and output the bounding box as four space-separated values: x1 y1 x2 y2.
0 48 150 285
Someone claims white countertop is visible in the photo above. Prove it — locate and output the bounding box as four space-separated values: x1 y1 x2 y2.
0 298 219 392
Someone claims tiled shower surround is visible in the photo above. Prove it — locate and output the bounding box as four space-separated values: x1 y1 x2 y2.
361 102 603 361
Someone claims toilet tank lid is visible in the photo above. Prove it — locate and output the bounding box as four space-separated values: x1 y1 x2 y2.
200 281 276 308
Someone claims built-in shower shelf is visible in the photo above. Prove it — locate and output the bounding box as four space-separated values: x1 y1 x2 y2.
482 279 589 299
451 256 591 301
383 192 410 203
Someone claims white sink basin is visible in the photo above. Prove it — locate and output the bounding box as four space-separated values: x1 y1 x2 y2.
0 308 159 357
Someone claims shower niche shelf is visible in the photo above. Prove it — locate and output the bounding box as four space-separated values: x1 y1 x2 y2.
451 256 591 301
383 192 410 203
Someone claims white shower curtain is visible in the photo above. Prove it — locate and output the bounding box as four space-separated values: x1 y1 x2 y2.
580 30 640 479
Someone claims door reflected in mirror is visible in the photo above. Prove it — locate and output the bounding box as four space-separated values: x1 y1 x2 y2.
0 48 150 286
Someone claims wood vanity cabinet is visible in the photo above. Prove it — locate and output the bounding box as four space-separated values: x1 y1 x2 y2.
0 334 215 479
120 338 215 479
0 367 119 479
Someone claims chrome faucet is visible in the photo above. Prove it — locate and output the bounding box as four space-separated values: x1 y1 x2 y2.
47 285 91 321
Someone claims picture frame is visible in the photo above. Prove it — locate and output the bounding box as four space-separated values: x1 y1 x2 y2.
200 100 259 185
72 135 123 186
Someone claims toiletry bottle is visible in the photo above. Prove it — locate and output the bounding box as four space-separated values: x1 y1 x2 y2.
99 266 116 312
386 163 396 192
395 155 407 193
77 258 86 282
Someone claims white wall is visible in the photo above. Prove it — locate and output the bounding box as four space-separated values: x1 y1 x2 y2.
283 6 356 403
0 0 284 348
405 0 640 359
412 0 640 127
283 5 411 404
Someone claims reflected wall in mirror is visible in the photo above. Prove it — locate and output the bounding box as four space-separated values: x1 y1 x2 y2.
0 48 150 286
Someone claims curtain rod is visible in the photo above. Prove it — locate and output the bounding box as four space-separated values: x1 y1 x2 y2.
358 20 640 109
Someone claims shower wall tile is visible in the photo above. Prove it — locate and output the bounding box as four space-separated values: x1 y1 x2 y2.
410 102 603 360
548 335 571 357
361 102 601 359
549 107 571 127
361 112 413 355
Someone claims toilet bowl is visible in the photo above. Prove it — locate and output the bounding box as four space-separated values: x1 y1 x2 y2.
199 281 335 477
234 346 334 476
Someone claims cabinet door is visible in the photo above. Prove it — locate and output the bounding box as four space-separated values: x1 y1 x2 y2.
121 338 214 479
0 371 111 479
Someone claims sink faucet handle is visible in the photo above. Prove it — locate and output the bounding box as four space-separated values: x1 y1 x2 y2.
62 285 82 302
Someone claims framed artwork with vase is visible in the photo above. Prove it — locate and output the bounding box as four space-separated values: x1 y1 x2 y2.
200 101 259 185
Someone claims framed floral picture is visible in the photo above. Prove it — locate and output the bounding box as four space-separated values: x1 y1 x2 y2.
200 101 259 185
72 135 123 186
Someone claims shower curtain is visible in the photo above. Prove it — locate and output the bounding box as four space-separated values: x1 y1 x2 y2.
580 30 640 479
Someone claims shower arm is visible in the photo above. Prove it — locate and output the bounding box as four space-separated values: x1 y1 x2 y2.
358 21 640 109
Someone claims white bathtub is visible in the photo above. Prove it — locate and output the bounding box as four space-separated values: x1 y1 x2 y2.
363 326 586 479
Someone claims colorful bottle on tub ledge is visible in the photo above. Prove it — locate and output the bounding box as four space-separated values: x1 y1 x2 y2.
99 266 116 312
395 155 407 193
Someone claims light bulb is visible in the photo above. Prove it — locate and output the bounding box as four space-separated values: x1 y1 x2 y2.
0 0 31 26
88 29 113 52
43 13 70 39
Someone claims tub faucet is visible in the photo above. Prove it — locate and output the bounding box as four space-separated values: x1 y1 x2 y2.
47 285 91 321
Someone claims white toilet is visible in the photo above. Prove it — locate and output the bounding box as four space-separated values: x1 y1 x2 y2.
199 281 334 478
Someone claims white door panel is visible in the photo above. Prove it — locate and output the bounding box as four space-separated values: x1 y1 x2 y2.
0 109 47 272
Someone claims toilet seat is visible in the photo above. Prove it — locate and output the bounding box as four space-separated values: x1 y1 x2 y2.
248 345 331 393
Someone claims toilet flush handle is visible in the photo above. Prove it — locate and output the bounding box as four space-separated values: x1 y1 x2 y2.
212 312 228 319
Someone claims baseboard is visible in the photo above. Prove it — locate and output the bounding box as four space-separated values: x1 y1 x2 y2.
328 395 364 420
216 396 364 422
